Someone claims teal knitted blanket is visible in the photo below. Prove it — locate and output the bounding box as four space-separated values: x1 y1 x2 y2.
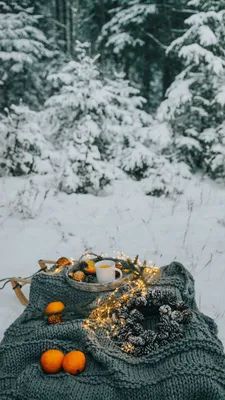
1 262 225 400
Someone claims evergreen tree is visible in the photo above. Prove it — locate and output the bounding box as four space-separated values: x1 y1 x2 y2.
0 1 51 110
44 42 115 194
98 0 188 109
44 42 188 196
143 157 192 197
0 104 51 177
44 42 151 194
123 121 192 198
158 0 225 178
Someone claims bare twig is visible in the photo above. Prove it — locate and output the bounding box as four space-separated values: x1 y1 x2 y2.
203 253 213 269
141 29 167 50
182 199 194 246
197 253 213 274
141 218 158 255
0 212 13 227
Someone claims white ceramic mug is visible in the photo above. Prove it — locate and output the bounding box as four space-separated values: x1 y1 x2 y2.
95 260 122 284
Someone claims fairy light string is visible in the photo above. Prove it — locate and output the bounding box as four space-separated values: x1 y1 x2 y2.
83 254 160 341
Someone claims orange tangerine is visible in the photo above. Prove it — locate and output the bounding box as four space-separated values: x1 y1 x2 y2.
40 349 64 374
45 301 65 314
62 351 86 375
84 260 96 274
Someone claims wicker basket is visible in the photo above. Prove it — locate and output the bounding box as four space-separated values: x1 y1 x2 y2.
66 263 133 292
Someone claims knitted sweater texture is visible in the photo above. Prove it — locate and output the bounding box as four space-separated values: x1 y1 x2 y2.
0 262 225 400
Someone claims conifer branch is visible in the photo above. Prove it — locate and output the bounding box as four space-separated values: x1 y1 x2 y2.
141 29 167 50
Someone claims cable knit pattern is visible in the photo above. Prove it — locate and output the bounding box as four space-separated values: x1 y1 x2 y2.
0 261 225 400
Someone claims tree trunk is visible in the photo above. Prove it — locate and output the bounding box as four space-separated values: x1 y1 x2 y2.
55 0 60 25
124 53 130 80
98 0 105 26
162 1 185 97
75 0 79 39
62 0 67 52
143 43 151 105
55 0 62 44
51 0 57 40
65 0 71 54
69 0 74 56
55 0 66 50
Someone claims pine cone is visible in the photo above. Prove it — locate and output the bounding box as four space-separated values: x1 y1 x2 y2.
135 296 147 307
162 290 176 306
182 309 192 324
158 338 170 346
171 310 183 323
126 317 139 327
130 309 144 321
133 323 145 335
116 326 132 341
157 316 171 332
162 316 172 331
157 331 169 341
146 288 153 300
85 275 95 283
152 289 163 305
128 335 146 346
176 301 188 311
141 330 155 344
118 306 129 319
47 313 63 325
170 320 183 334
145 343 155 354
151 289 162 299
73 270 86 281
133 346 146 357
159 305 172 316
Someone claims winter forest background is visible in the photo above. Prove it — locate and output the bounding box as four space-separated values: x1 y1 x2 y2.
0 0 225 195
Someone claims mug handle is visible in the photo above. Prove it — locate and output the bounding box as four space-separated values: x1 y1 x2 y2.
114 267 123 280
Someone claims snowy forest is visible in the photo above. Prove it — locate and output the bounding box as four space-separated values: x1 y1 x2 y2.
0 0 225 197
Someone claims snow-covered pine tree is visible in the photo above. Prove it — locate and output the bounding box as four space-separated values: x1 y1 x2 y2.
101 73 154 181
44 42 190 197
0 104 52 177
158 0 225 179
44 42 115 195
45 41 152 194
0 1 51 110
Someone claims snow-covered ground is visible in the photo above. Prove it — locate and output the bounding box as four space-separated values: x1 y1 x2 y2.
0 176 225 347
